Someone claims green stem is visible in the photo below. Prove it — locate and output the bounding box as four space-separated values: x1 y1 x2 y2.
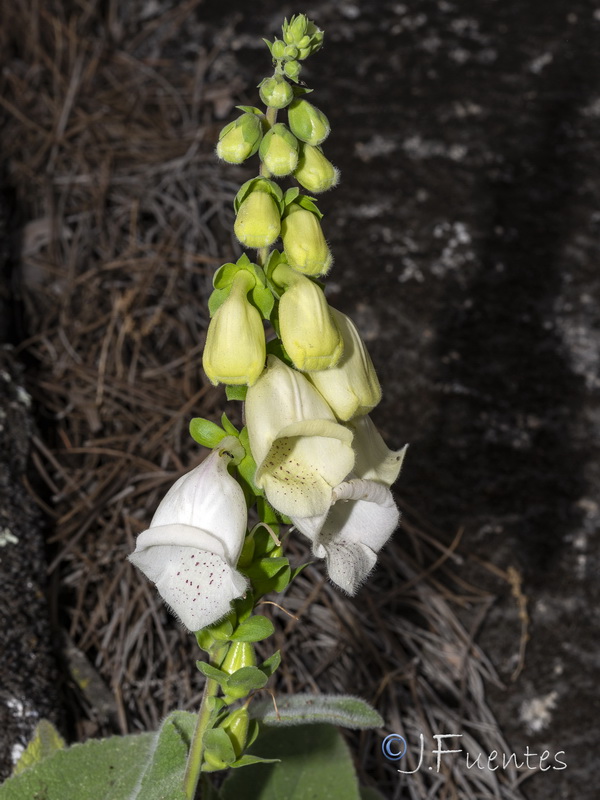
183 647 226 799
257 104 279 268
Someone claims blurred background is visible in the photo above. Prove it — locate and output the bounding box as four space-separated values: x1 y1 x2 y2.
1 1 599 798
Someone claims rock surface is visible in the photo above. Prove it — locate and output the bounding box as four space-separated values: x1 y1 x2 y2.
214 1 600 797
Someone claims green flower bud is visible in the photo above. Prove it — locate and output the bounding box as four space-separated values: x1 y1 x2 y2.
271 39 286 59
221 641 256 675
281 204 332 276
273 264 342 371
298 35 311 49
287 99 330 146
288 14 308 43
203 749 228 771
306 309 382 420
259 75 294 109
294 143 339 194
259 123 299 177
234 189 281 249
283 60 301 82
202 270 266 386
216 113 263 164
220 708 249 759
283 44 298 59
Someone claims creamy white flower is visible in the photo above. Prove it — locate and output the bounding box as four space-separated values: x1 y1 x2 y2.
291 417 407 594
128 447 248 631
245 355 355 518
349 414 408 485
292 479 399 594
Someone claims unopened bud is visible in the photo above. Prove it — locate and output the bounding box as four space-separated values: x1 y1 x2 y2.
306 309 382 420
216 113 262 164
202 270 266 386
259 123 299 177
284 44 298 59
283 60 301 82
287 99 330 146
281 204 332 276
221 641 256 675
259 75 294 109
271 39 286 59
294 143 339 194
220 708 250 759
234 189 281 249
273 265 343 371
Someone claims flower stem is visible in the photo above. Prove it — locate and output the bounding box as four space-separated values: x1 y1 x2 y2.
183 647 226 799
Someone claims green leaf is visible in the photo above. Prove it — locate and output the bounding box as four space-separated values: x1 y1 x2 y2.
236 105 264 116
0 734 152 800
293 194 323 219
204 727 236 766
259 650 281 678
251 284 275 320
221 413 239 435
237 428 260 495
243 554 290 596
13 719 65 776
229 754 280 769
189 418 227 448
246 719 260 749
213 261 241 289
249 695 384 730
227 666 269 692
196 661 229 686
132 711 196 799
226 384 248 401
220 724 361 800
208 286 231 315
231 615 274 642
283 187 300 206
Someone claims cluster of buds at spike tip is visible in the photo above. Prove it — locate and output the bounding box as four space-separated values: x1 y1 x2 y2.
263 14 324 85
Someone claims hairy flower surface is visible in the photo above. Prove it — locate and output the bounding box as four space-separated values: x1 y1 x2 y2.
245 355 354 517
129 447 248 631
291 417 407 593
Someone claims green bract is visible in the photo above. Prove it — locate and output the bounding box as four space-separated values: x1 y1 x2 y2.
216 112 263 164
287 99 330 146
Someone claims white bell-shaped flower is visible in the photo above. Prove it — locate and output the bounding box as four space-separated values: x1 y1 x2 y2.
292 479 399 594
128 446 248 631
245 355 355 518
291 417 407 594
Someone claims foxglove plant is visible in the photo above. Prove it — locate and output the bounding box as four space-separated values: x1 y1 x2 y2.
1 14 407 800
127 14 408 797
